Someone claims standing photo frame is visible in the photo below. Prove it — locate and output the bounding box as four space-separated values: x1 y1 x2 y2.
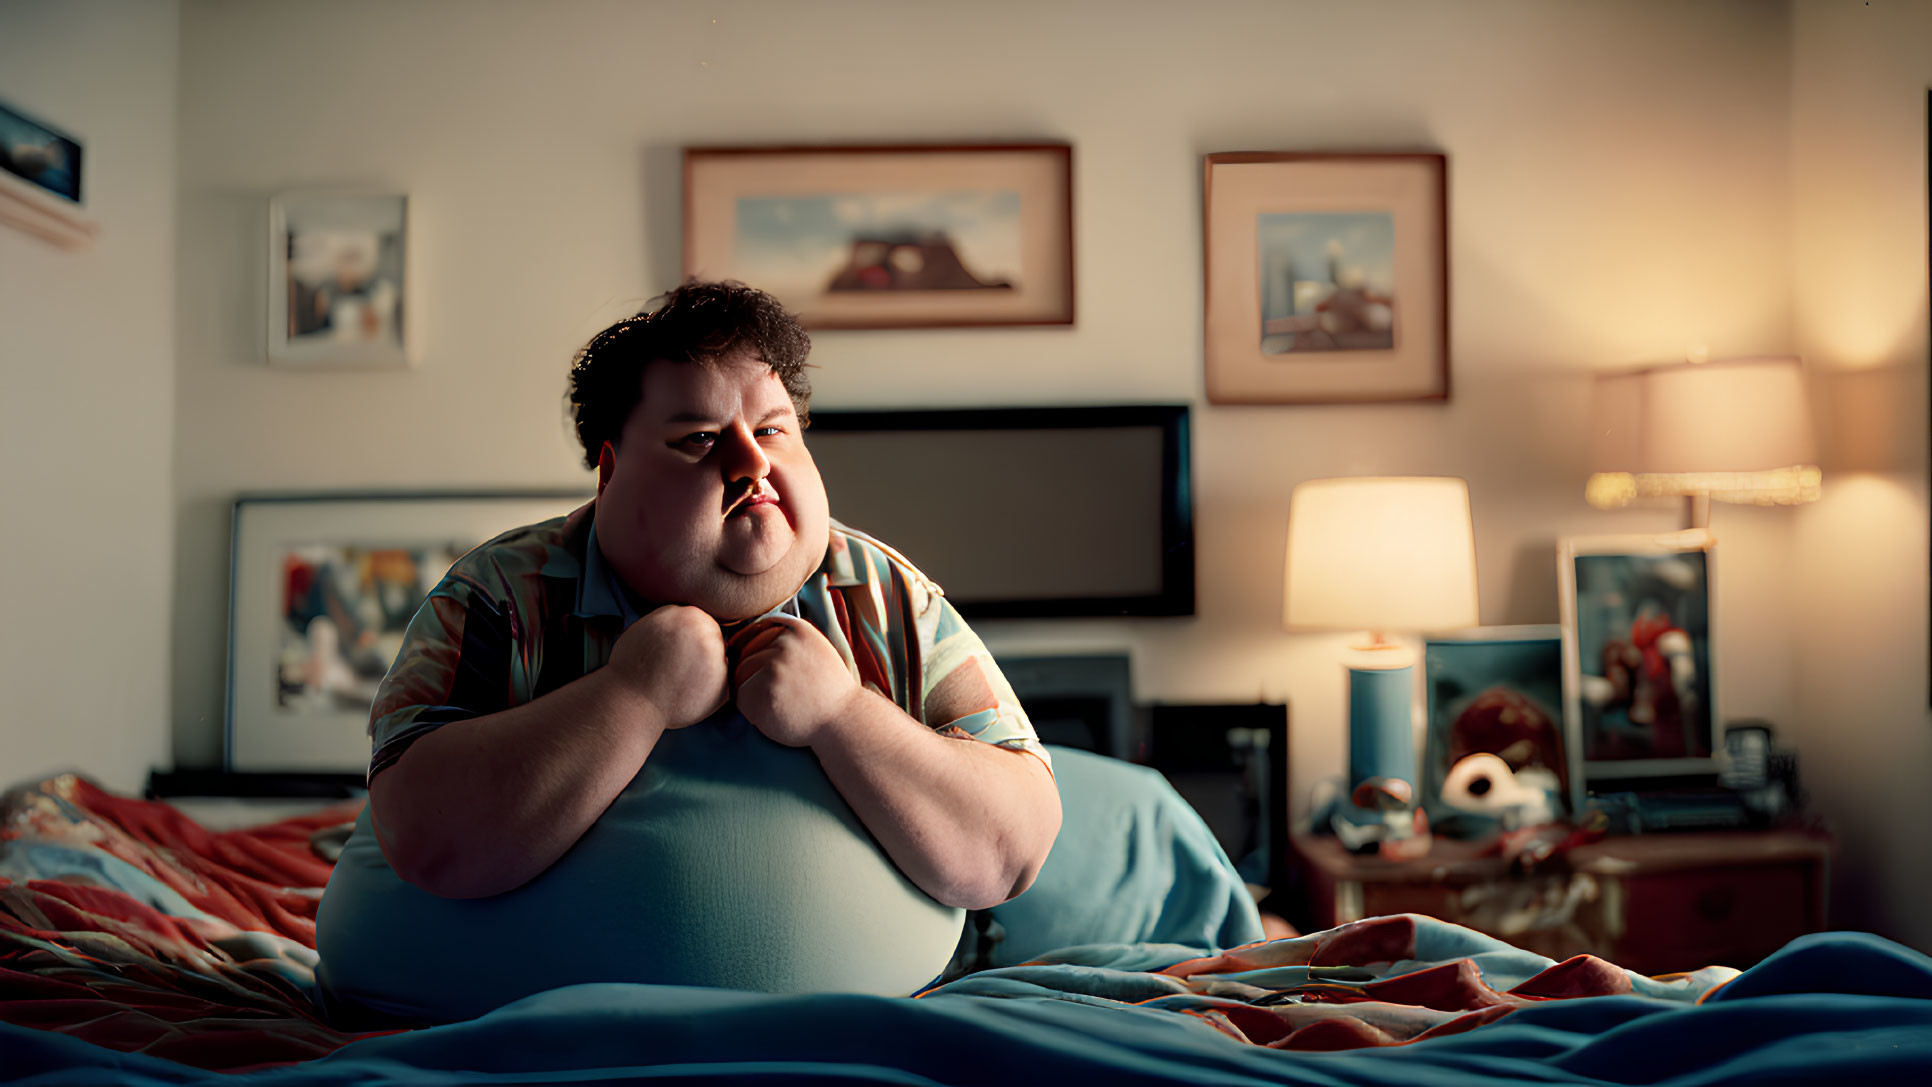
1203 152 1448 405
684 144 1074 330
1422 625 1575 832
1558 531 1720 807
267 190 413 367
226 491 590 774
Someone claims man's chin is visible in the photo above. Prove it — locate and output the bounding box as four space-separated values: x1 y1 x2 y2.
716 542 789 581
690 564 804 623
701 536 827 619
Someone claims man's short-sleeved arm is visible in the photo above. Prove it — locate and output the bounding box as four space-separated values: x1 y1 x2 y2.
365 576 515 784
915 590 1053 776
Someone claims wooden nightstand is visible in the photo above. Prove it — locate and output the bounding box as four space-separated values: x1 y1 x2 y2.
1290 828 1833 976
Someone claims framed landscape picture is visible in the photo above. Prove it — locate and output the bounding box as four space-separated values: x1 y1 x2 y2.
267 191 413 367
1203 152 1447 404
1557 531 1720 796
226 491 590 773
683 144 1074 329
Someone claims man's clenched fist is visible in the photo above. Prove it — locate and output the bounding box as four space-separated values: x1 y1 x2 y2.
607 605 729 730
730 614 860 747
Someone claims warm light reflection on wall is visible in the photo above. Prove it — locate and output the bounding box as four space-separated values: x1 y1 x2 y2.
1808 472 1922 528
1794 473 1927 636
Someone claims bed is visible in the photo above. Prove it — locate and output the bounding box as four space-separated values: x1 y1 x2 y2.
5 763 1931 1086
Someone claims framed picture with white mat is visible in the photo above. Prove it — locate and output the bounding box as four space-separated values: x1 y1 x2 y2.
225 491 589 775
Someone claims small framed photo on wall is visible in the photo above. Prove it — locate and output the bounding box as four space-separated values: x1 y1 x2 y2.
1558 531 1720 805
1203 152 1448 404
684 143 1074 330
0 97 97 249
267 191 413 367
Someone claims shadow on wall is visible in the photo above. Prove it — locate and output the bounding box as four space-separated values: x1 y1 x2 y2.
1502 537 1559 624
170 493 237 770
1815 363 1929 477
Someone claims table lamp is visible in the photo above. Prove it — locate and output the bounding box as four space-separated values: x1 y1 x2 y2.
1585 355 1821 530
1284 477 1480 844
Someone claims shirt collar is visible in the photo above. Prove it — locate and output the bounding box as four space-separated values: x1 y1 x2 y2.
575 521 647 626
576 520 808 630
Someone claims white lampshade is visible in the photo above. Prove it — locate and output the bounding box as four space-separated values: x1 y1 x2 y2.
1588 356 1821 508
1284 476 1480 635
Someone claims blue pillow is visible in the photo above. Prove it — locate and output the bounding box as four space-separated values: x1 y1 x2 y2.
963 745 1264 970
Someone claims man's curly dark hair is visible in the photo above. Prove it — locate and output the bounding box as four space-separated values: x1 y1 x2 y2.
566 280 813 470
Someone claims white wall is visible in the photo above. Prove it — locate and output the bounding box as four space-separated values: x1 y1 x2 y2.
1789 0 1932 953
170 0 1799 814
0 1 179 793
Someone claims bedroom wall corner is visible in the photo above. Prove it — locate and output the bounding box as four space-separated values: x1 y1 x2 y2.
1788 0 1932 955
0 1 182 793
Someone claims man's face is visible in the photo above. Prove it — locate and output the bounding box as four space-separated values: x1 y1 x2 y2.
594 353 829 622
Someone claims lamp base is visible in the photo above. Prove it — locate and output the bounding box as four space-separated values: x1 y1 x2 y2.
1347 661 1416 790
1330 660 1429 856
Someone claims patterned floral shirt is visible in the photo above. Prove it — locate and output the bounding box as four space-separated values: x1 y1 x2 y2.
366 501 1048 781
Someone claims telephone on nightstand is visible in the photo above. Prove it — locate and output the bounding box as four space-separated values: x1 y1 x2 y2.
1592 719 1805 834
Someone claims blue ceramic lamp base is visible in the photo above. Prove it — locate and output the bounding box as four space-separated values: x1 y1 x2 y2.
1347 662 1415 789
1330 661 1426 849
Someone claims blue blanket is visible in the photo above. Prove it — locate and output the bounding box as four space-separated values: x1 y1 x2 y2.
7 921 1930 1085
7 776 1931 1084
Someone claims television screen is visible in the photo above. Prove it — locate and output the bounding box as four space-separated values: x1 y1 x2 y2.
804 405 1193 618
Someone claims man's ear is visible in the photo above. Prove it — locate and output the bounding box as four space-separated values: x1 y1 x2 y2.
596 441 617 497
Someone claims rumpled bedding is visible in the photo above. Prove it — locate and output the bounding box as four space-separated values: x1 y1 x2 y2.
4 774 1931 1085
1 776 368 1069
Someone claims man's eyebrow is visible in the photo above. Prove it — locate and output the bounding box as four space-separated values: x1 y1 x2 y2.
660 405 794 426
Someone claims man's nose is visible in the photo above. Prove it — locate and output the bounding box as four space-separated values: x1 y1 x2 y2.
718 422 771 483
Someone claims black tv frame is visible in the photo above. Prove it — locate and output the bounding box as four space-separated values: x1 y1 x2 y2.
805 404 1194 619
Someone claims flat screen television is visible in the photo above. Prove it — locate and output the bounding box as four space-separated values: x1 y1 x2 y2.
804 404 1193 619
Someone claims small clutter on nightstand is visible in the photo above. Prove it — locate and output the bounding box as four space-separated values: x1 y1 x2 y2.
1590 719 1808 835
1291 714 1828 972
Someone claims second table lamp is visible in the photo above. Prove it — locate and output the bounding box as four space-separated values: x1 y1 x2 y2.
1285 476 1480 846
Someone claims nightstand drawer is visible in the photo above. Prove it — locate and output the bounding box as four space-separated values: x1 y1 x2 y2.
1356 882 1459 922
1614 863 1812 974
1292 829 1834 978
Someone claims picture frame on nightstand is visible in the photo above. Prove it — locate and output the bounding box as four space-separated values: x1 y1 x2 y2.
1557 531 1720 813
1422 625 1576 830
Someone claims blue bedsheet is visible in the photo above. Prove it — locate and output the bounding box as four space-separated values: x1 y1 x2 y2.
7 776 1930 1084
7 924 1930 1085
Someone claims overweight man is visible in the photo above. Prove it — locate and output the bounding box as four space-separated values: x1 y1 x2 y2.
315 281 1061 1025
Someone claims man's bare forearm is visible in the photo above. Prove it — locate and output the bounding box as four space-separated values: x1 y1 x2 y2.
368 668 665 899
809 689 1062 910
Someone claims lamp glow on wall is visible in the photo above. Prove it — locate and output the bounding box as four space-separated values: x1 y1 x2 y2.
1586 355 1822 529
1284 477 1479 825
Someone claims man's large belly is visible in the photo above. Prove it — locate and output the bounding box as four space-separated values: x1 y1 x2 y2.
315 711 964 1024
